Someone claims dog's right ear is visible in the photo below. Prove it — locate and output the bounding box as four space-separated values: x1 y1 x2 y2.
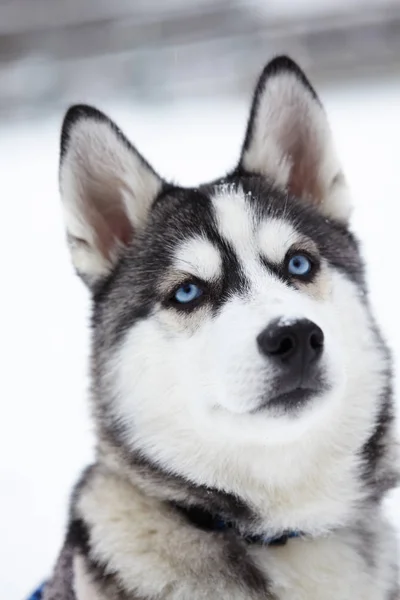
59 105 163 288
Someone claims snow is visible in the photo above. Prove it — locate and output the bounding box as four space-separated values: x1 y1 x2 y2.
1 78 400 599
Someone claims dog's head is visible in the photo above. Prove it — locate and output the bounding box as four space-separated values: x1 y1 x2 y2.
59 57 395 527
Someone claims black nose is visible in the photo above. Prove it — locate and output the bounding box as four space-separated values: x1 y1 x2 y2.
257 318 324 368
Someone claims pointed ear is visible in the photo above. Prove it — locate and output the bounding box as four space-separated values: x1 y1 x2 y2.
239 56 351 222
59 105 163 287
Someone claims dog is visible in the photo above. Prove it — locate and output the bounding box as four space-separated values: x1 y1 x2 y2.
42 56 399 599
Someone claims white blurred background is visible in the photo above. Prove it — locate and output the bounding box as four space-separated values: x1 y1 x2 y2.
0 1 400 598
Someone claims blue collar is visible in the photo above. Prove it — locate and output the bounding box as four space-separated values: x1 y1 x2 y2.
27 583 46 600
173 503 302 546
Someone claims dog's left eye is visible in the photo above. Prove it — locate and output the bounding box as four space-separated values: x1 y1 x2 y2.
173 282 204 305
287 254 313 278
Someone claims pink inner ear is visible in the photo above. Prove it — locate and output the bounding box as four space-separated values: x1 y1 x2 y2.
280 118 323 206
288 142 322 206
82 196 134 261
107 210 135 248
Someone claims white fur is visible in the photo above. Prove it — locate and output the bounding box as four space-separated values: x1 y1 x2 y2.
173 236 222 282
73 555 105 600
212 186 255 261
256 512 397 599
257 218 299 264
241 72 351 222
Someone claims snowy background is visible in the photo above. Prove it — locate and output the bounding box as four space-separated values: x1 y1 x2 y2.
1 2 400 599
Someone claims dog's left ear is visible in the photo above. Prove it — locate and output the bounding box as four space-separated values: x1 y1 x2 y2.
239 56 351 222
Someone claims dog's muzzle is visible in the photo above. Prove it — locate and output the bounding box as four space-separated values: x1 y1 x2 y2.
257 318 325 410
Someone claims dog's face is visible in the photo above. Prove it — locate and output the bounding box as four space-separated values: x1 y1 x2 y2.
59 58 391 509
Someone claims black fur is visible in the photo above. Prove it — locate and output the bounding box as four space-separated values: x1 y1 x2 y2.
361 379 398 501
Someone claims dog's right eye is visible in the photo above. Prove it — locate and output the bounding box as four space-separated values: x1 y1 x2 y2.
167 281 205 309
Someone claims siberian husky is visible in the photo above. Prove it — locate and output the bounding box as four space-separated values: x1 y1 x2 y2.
43 56 399 599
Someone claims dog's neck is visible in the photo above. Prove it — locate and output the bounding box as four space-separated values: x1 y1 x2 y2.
95 435 356 541
97 437 263 532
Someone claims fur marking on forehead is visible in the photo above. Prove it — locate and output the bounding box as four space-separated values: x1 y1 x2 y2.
173 236 222 281
212 186 301 267
212 186 255 255
257 219 300 264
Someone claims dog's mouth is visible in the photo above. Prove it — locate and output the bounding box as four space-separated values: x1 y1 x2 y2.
267 387 315 409
252 381 327 414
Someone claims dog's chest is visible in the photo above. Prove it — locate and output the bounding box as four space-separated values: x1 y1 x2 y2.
72 530 391 600
72 537 389 600
251 533 390 600
74 469 397 600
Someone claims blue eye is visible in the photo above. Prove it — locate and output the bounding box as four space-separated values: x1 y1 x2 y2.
174 282 203 304
287 254 312 277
